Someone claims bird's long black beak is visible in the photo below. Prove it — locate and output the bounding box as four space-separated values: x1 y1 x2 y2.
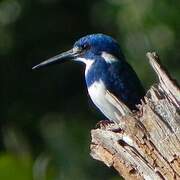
32 49 78 70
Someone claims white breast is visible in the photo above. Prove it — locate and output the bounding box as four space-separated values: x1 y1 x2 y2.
88 80 120 123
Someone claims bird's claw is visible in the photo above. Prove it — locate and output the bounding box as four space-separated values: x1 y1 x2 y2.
96 120 114 128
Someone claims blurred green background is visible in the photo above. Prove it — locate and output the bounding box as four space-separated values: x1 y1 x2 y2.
0 0 179 179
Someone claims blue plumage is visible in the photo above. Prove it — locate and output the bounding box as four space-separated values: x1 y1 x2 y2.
74 34 124 59
85 57 145 110
33 33 145 122
75 34 145 110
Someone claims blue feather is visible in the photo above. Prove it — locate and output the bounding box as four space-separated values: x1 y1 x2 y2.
85 56 145 110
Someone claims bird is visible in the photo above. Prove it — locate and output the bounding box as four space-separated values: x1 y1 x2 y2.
32 34 145 123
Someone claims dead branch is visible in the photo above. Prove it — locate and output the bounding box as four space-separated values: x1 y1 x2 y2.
90 52 180 180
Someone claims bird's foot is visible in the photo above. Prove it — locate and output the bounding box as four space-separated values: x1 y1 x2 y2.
96 120 114 128
96 120 124 133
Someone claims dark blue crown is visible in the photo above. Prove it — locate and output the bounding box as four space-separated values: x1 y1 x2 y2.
74 34 123 58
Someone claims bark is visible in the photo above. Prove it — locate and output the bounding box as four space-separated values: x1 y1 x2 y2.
90 52 180 180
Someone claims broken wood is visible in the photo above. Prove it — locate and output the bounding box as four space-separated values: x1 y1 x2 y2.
90 52 180 180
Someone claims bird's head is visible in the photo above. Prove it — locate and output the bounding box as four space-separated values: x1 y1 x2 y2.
32 34 123 69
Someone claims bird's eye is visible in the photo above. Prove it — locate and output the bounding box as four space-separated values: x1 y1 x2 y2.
81 44 90 50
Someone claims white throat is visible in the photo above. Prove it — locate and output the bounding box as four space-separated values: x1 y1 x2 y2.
76 57 94 75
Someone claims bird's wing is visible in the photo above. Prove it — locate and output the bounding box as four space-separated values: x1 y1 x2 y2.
106 61 145 109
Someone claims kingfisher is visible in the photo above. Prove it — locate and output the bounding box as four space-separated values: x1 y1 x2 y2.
33 34 145 123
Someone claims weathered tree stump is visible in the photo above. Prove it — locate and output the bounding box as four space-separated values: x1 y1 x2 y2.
90 52 180 180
